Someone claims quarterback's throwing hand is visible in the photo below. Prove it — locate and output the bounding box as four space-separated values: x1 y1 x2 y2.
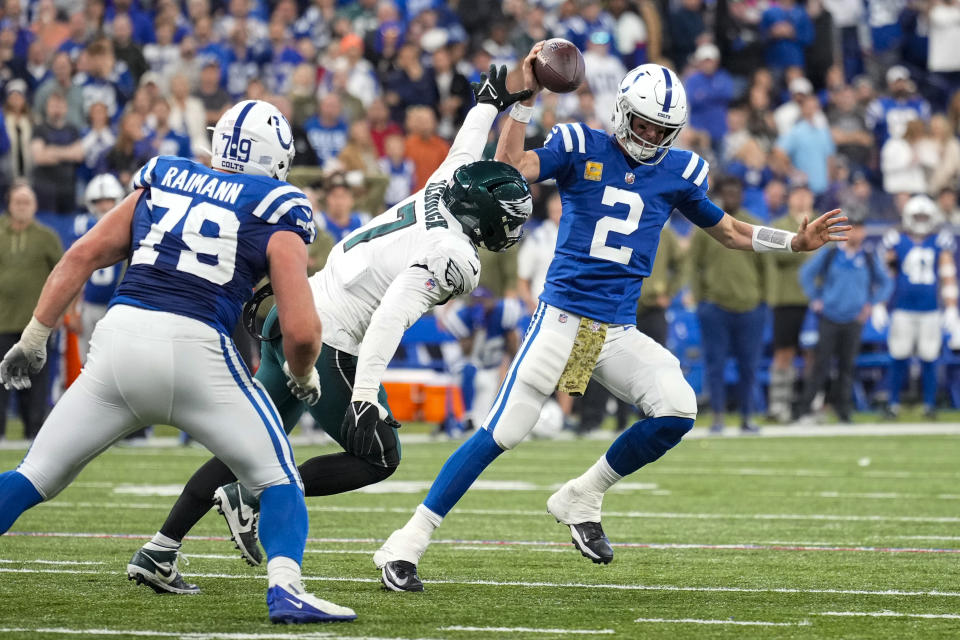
282 361 321 406
0 342 47 391
343 400 398 456
792 209 851 252
472 64 533 113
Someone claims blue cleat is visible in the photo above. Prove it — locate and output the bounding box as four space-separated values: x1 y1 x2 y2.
267 583 357 624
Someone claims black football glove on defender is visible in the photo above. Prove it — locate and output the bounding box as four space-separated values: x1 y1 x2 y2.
342 400 401 456
472 64 533 112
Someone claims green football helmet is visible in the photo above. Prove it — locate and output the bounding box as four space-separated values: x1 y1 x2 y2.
442 160 532 252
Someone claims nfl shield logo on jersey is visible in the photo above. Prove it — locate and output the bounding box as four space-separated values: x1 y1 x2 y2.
425 278 436 291
558 313 568 323
625 172 635 184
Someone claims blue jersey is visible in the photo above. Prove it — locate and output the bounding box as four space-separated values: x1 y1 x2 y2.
865 95 931 145
74 214 124 305
882 229 955 312
446 298 525 369
534 123 724 324
112 156 315 334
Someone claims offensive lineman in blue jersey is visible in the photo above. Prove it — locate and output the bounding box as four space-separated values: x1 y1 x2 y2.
374 44 850 590
0 100 358 624
874 195 959 418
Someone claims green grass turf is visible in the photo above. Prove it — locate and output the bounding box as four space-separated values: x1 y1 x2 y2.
2 431 960 639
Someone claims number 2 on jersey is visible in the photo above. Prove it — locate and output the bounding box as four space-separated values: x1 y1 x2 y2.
131 187 239 285
590 186 644 265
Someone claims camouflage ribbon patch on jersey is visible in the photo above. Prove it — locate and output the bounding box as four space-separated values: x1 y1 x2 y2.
556 317 607 396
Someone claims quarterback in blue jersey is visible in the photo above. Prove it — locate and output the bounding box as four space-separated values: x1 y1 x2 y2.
875 195 958 418
0 100 358 624
373 44 850 590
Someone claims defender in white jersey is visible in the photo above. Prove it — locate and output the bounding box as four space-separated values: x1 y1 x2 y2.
126 67 534 576
0 100 358 624
374 44 850 591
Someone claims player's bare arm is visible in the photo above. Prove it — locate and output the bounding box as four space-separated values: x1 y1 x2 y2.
495 42 544 183
33 189 141 327
267 230 322 379
704 209 850 253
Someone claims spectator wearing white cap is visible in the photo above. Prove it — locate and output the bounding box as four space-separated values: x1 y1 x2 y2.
773 76 828 134
685 43 735 149
865 65 932 146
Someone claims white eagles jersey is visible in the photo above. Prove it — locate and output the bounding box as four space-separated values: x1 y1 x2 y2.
309 175 481 356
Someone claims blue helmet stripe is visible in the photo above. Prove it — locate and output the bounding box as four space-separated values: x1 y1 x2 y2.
229 100 257 159
661 67 673 113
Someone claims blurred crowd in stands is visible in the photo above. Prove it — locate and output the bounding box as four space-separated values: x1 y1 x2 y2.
3 0 960 440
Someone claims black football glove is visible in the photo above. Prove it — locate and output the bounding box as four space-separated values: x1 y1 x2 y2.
472 64 533 113
342 400 401 456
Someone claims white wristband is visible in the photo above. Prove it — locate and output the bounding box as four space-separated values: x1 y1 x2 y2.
509 102 533 124
751 226 795 253
20 317 52 352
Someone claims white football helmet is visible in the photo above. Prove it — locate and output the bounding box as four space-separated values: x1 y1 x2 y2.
210 100 295 182
84 173 125 215
902 194 943 237
612 64 687 165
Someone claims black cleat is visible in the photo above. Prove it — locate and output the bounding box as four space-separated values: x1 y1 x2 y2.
213 482 262 566
127 547 200 594
567 521 614 565
380 560 424 592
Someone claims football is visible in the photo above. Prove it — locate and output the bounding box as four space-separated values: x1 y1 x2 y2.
533 38 585 93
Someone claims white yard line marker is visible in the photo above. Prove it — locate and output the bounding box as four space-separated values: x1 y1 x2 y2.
635 617 810 627
0 629 441 640
32 502 960 524
818 611 960 620
3 566 960 598
442 626 614 635
7 532 960 555
0 559 105 565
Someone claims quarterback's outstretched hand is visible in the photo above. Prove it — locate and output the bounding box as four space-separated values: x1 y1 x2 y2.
282 361 321 406
792 209 850 252
472 64 533 112
0 342 47 391
342 400 399 456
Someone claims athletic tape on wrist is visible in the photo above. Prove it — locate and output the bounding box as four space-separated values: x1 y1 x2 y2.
509 103 533 124
752 226 795 253
20 317 52 352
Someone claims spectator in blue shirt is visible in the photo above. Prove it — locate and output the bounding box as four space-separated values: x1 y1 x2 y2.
304 93 350 168
685 43 736 150
761 0 814 72
796 212 893 422
383 43 439 124
316 172 369 243
775 94 836 195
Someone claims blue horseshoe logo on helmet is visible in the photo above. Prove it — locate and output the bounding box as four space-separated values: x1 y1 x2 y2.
274 115 292 150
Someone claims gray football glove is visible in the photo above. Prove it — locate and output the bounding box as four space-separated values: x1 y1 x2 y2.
342 400 400 456
0 342 47 391
472 64 533 113
282 361 321 406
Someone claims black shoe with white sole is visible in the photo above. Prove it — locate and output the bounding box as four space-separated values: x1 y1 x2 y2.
213 482 262 566
567 521 614 564
380 560 424 592
127 547 200 594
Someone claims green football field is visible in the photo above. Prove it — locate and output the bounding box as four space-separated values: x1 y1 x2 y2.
2 426 960 640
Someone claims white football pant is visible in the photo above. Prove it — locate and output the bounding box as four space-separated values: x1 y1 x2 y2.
17 305 301 500
888 310 942 362
483 302 697 450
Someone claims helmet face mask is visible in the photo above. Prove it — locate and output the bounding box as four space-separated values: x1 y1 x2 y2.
442 161 532 252
612 64 687 165
210 100 295 182
902 195 942 237
84 173 125 216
